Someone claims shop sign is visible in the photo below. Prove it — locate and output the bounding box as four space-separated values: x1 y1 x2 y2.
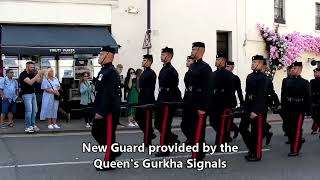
49 49 76 54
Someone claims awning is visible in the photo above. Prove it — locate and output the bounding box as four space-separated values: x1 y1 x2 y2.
0 24 118 55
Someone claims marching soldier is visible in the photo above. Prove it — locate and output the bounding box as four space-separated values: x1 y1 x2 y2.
240 55 272 161
188 42 212 161
92 46 122 171
281 61 311 157
281 65 293 138
310 68 320 135
209 53 235 146
181 56 195 144
135 54 157 146
225 61 244 139
262 61 280 145
154 47 182 157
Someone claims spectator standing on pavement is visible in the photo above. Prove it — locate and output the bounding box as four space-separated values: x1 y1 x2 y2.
34 65 44 119
0 69 19 128
124 68 135 101
40 68 61 130
116 64 124 101
127 69 142 127
19 61 42 133
79 72 95 128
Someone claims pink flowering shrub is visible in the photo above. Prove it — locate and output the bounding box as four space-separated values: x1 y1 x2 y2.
257 24 320 67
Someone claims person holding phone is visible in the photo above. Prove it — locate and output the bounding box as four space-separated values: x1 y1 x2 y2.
80 72 95 128
19 61 42 133
127 69 142 127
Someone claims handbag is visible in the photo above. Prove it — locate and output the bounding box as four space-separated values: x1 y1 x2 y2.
48 79 62 101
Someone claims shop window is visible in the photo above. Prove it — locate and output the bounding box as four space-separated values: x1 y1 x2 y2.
92 56 101 78
3 56 19 79
58 56 74 81
40 56 57 79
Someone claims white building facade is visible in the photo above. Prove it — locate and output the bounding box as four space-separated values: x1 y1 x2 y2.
113 0 320 96
1 0 320 97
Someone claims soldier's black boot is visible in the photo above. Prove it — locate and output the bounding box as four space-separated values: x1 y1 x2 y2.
184 139 192 145
196 152 206 161
266 132 273 145
288 152 299 157
245 152 260 162
154 151 170 157
233 129 239 139
169 138 181 145
244 151 254 160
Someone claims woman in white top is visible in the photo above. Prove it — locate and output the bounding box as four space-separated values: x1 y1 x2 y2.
40 68 61 129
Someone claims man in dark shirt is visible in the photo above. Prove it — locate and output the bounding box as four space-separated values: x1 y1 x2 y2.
181 55 195 144
261 61 279 145
19 61 42 133
209 53 235 146
240 55 272 161
154 47 182 157
310 68 320 134
91 46 122 171
281 65 293 138
281 61 311 157
187 42 212 161
135 54 157 146
225 61 244 139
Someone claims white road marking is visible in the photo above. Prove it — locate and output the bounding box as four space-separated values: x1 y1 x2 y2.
0 149 270 169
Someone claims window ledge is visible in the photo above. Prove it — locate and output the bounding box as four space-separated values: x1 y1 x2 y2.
274 22 287 27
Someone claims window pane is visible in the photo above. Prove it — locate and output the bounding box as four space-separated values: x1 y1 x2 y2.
275 8 280 18
275 0 280 8
279 0 284 8
91 56 99 66
59 56 74 66
59 67 74 81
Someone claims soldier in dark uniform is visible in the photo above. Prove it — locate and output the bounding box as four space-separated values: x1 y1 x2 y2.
209 53 235 147
281 61 311 157
181 56 195 145
188 42 212 161
262 61 280 145
154 47 182 157
135 54 157 146
91 46 121 171
240 55 272 161
281 65 293 138
225 61 244 139
310 68 320 134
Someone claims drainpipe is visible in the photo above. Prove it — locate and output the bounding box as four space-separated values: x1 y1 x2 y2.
147 0 151 54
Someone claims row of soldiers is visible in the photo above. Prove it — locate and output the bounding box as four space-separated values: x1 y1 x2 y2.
91 43 320 170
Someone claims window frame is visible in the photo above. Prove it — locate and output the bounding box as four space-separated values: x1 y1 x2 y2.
316 3 320 30
274 0 286 24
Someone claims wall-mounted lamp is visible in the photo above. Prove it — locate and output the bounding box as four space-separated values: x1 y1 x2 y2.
126 6 139 14
310 59 320 68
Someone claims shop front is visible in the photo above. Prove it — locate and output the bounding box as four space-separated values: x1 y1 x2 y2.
0 24 118 119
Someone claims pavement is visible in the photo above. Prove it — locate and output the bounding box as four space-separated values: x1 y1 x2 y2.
0 120 319 180
0 113 285 134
